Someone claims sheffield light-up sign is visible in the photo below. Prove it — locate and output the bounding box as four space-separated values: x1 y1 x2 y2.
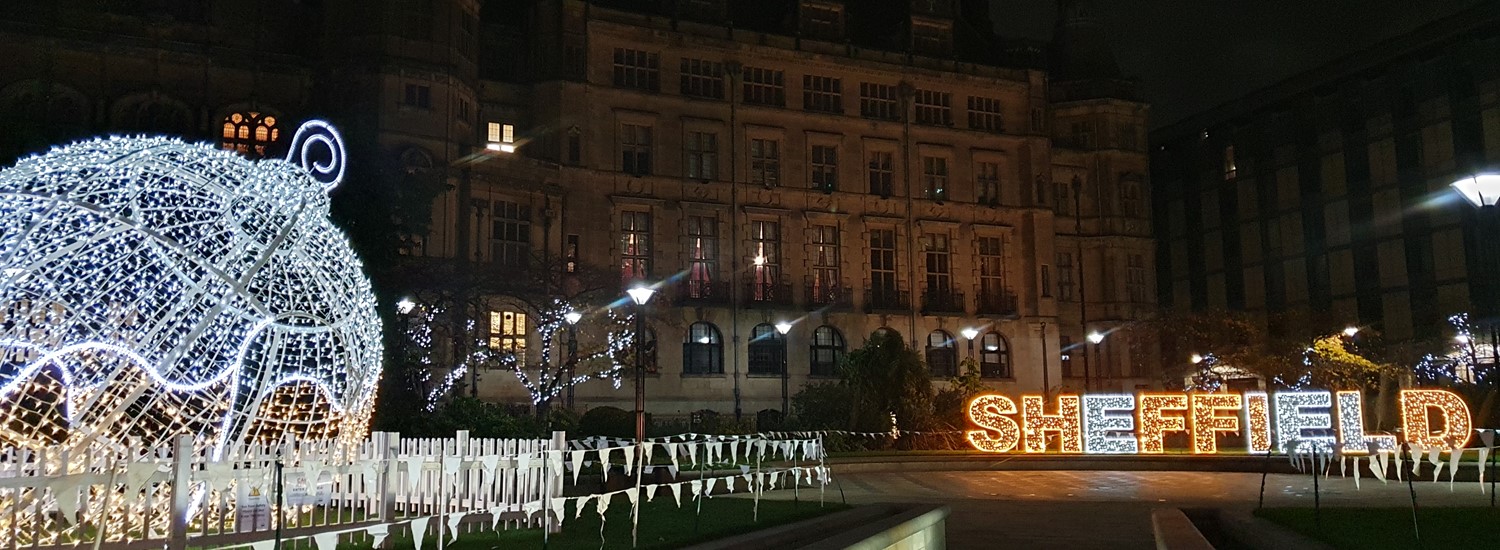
966 389 1473 454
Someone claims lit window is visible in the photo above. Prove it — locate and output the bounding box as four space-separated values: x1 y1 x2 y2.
486 122 516 152
1223 145 1237 180
220 112 280 157
489 310 527 366
620 210 652 284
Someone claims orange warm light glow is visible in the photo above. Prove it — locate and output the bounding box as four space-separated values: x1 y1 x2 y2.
1021 395 1082 453
1400 389 1473 449
1244 391 1272 454
1136 394 1188 454
1190 394 1242 454
966 395 1021 453
964 389 1475 454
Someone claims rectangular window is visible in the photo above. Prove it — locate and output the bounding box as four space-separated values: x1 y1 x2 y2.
620 211 651 284
743 67 785 106
612 48 660 91
488 310 526 366
403 84 431 108
811 145 839 192
685 215 718 298
978 236 1005 308
914 89 952 126
921 156 948 201
810 224 840 304
803 75 842 113
1040 265 1052 298
868 151 894 196
685 131 718 180
1223 145 1237 180
870 228 899 304
859 83 900 120
924 233 952 298
1054 183 1071 216
750 220 781 300
567 132 581 165
1127 254 1147 303
456 98 469 121
967 96 1003 133
620 123 652 175
976 161 1000 205
749 138 780 187
565 234 579 273
1056 252 1075 302
679 58 725 99
1122 181 1143 217
489 200 531 267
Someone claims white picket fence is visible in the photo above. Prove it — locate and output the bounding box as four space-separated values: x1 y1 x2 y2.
0 431 565 550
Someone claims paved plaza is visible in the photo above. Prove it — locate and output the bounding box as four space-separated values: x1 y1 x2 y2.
761 469 1496 549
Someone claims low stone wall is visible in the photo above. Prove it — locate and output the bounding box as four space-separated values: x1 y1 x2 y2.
685 503 949 550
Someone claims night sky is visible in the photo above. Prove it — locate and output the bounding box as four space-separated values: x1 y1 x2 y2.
990 0 1484 128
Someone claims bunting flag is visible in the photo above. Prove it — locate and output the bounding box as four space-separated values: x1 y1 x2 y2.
312 531 338 550
410 516 430 550
365 523 389 548
570 450 585 484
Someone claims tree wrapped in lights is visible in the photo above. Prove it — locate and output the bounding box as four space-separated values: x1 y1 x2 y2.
0 121 383 455
393 253 648 413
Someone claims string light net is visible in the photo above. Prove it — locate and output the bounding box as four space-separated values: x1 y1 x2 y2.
0 121 382 455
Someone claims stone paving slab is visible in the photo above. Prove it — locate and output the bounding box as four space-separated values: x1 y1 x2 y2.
759 470 1491 549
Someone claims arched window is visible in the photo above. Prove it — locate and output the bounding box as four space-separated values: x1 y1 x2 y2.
872 326 901 341
683 322 723 375
981 332 1012 378
221 111 281 157
748 323 785 375
925 330 956 378
809 325 846 376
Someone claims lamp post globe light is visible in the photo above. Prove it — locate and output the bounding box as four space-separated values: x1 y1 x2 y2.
564 310 582 410
775 321 793 422
626 287 655 443
961 327 980 362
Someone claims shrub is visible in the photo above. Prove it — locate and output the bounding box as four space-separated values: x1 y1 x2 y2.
578 406 635 438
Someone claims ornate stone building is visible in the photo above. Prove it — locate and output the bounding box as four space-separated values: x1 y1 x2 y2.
0 0 1157 419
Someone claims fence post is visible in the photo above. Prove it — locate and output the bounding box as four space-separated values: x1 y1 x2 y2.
549 431 566 534
380 432 402 522
168 434 194 550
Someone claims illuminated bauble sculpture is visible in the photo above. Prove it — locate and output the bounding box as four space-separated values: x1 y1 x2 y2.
0 121 382 454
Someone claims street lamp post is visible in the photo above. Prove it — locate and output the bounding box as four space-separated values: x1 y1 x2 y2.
1087 331 1105 390
564 311 582 410
626 287 655 443
775 321 793 423
961 327 980 363
1453 174 1500 374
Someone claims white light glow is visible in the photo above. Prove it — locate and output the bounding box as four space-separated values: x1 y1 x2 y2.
1274 391 1335 453
627 287 655 306
775 322 793 335
961 328 979 340
1087 331 1104 344
1082 394 1137 454
564 311 583 325
0 121 381 455
1451 174 1500 208
1343 326 1360 337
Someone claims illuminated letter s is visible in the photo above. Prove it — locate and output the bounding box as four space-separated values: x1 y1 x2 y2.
968 395 1021 453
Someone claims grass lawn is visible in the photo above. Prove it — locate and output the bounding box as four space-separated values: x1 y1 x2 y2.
336 497 850 550
1255 507 1500 549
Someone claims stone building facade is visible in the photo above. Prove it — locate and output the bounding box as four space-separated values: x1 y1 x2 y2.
1151 2 1500 345
0 0 1157 419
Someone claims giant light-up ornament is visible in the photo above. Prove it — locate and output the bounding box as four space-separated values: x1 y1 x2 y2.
0 120 382 455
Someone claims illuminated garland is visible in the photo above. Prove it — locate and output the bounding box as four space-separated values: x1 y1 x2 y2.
0 122 381 455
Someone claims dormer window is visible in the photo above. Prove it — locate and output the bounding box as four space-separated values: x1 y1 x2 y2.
801 2 844 41
487 122 516 153
911 21 952 56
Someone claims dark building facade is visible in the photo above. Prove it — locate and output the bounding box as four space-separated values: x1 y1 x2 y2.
1151 2 1500 343
0 0 1157 417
